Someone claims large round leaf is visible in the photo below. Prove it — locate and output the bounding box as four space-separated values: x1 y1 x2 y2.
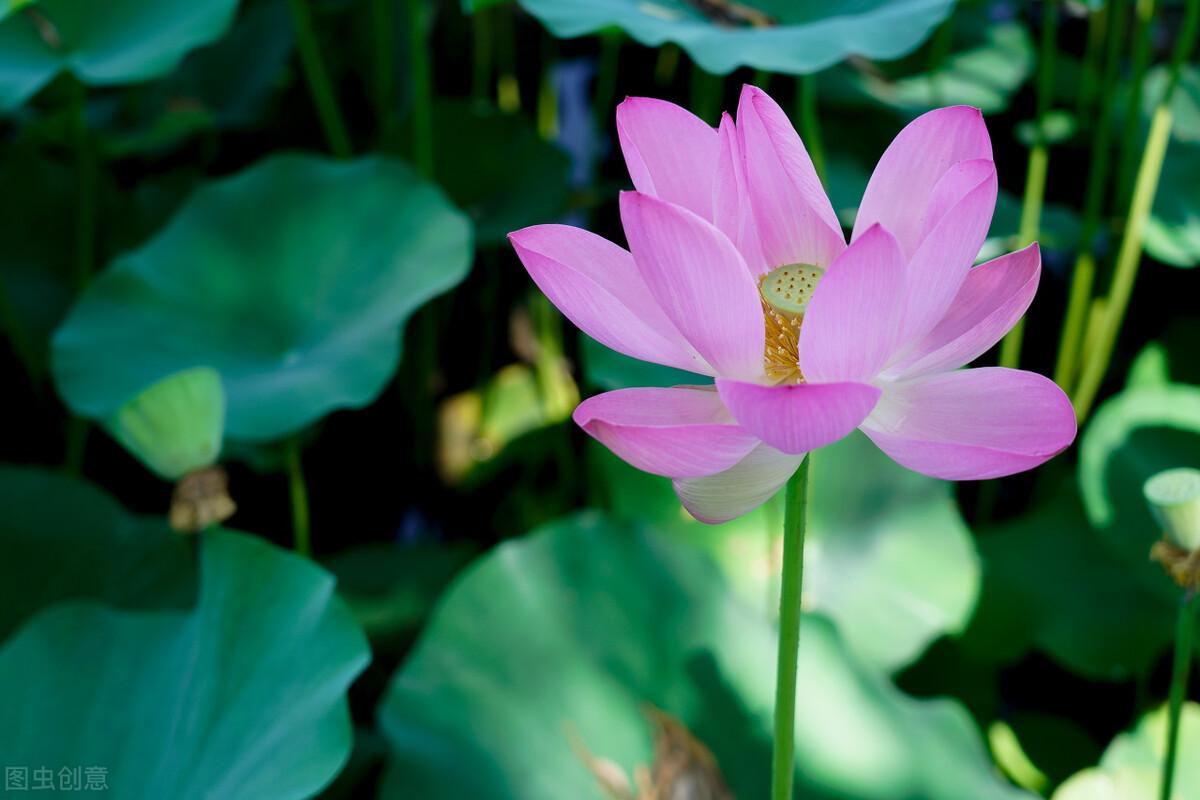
0 466 195 643
52 154 473 441
477 0 955 76
0 0 239 110
0 528 370 799
1078 380 1200 589
379 512 1025 799
401 101 572 245
963 484 1176 681
592 430 978 674
1054 704 1200 800
1137 65 1200 267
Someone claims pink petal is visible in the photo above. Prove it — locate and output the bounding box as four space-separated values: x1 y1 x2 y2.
714 112 768 276
509 225 709 374
799 224 906 383
574 387 760 478
887 243 1041 379
899 163 998 345
736 85 845 270
853 106 993 257
715 378 881 454
619 191 765 381
862 367 1076 480
674 444 805 524
617 97 720 221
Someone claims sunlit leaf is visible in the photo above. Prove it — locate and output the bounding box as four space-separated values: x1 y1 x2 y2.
1053 704 1200 800
963 485 1175 680
468 0 955 76
1078 379 1200 581
52 154 473 442
0 528 370 799
0 0 239 110
378 512 1028 799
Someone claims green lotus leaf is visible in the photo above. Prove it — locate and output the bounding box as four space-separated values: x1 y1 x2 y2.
379 512 1024 799
1078 380 1200 580
591 430 977 673
1053 704 1200 800
823 19 1033 114
52 154 473 442
0 466 195 643
0 0 239 111
1145 139 1200 268
468 0 955 76
962 485 1176 681
414 100 572 245
0 528 370 799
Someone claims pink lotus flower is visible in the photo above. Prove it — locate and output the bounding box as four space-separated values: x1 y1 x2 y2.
509 86 1076 523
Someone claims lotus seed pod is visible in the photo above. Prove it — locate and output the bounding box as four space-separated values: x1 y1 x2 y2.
107 367 226 481
1144 467 1200 552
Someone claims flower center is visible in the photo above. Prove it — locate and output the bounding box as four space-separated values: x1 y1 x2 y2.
759 263 823 385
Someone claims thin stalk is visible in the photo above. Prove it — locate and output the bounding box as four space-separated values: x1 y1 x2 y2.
1116 0 1157 209
1077 6 1107 117
998 0 1058 369
71 81 96 291
654 43 681 86
286 0 352 157
370 0 396 134
593 32 621 127
285 436 312 557
496 6 520 112
406 0 434 179
471 7 494 106
926 14 955 107
537 33 558 140
797 74 826 186
689 64 722 125
771 457 811 800
1054 0 1129 389
1074 0 1199 420
1160 592 1198 800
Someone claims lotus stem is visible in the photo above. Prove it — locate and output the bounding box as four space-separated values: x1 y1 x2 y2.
690 64 723 125
406 0 435 179
797 74 826 186
1160 592 1198 800
1054 0 1129 390
998 0 1057 369
1074 0 1198 420
370 0 396 135
285 0 352 158
1116 0 1157 210
593 32 621 127
285 436 312 557
771 457 811 800
471 6 494 106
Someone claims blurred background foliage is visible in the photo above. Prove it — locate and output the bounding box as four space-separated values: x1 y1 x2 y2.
1 0 1199 797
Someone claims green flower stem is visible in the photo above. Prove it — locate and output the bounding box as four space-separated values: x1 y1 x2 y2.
1161 592 1198 800
926 14 955 107
654 43 681 86
1074 0 1199 420
1116 0 1157 209
71 80 96 291
797 74 826 187
690 64 723 125
537 34 558 140
496 6 520 112
285 0 352 158
471 7 494 106
285 436 311 558
998 0 1057 369
406 0 435 179
1053 0 1129 390
771 457 811 800
1076 6 1107 117
370 0 395 135
593 32 621 127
